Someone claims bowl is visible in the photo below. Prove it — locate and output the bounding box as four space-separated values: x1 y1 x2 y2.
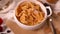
13 0 52 30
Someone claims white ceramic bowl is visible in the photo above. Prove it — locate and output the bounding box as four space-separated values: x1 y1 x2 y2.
0 0 15 14
14 0 52 30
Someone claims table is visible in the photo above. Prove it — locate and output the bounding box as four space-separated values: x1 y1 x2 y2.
4 13 60 34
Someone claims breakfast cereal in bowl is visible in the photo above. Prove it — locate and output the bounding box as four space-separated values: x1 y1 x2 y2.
14 0 52 30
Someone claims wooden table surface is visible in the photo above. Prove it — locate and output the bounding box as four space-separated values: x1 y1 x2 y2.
5 13 60 34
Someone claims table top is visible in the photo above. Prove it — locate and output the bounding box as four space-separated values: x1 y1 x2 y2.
5 13 60 34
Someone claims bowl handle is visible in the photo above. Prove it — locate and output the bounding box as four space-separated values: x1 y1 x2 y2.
46 6 52 17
